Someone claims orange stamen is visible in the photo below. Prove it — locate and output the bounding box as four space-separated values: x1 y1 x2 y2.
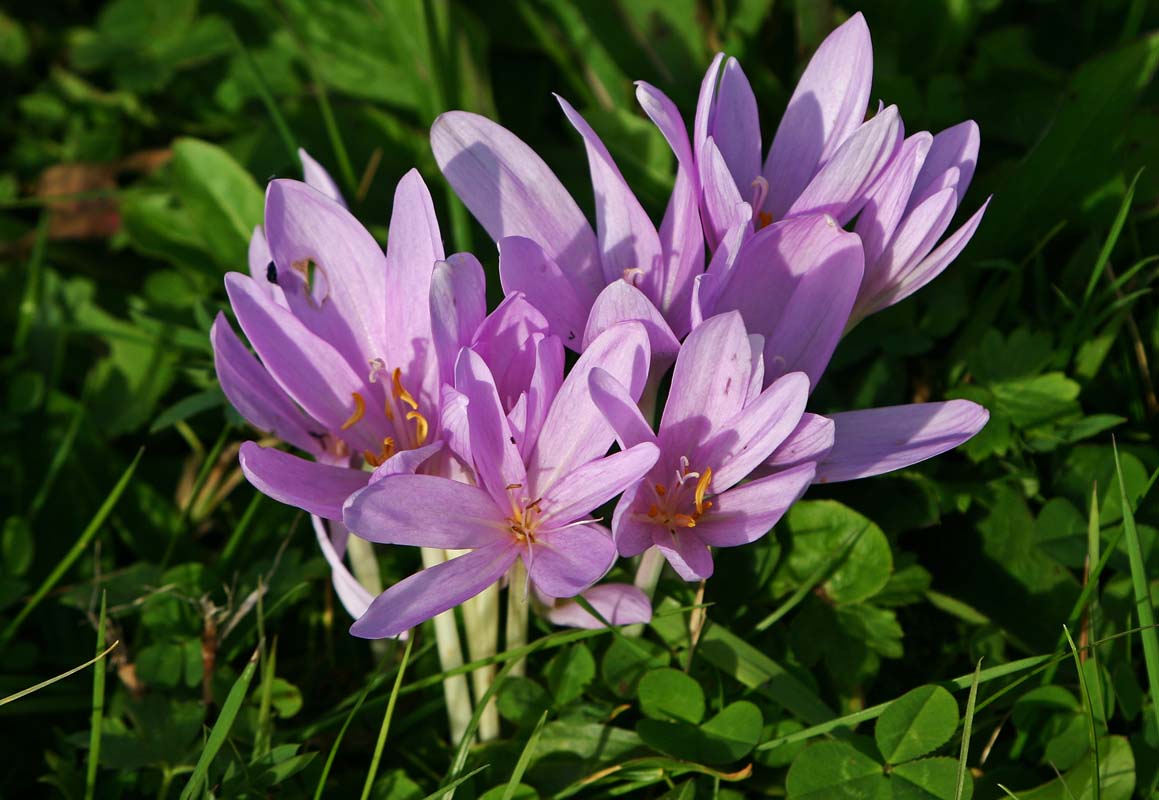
341 392 366 430
694 467 713 516
758 210 773 229
392 368 419 410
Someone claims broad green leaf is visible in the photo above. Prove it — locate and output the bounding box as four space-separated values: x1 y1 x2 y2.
892 757 972 800
698 701 763 763
786 740 887 799
780 500 893 605
990 373 1080 429
600 636 669 698
171 137 264 269
638 668 705 725
545 643 595 706
1014 736 1135 800
496 676 551 727
875 685 959 764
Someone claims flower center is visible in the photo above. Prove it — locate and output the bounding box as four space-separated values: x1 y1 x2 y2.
504 486 543 544
750 177 773 229
342 362 431 466
643 458 714 532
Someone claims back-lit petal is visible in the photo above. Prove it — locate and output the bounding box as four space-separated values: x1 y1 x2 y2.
240 442 369 521
343 473 508 548
499 236 594 350
430 254 487 388
766 413 836 471
528 524 618 598
589 368 658 451
652 527 713 581
582 281 680 365
694 462 815 547
711 58 762 195
313 516 372 619
455 349 527 505
538 442 659 526
541 583 652 628
298 148 346 206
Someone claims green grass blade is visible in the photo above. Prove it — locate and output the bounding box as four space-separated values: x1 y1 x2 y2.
84 591 109 800
502 710 548 800
1064 625 1101 800
0 640 119 707
179 647 261 800
0 448 143 650
755 524 868 632
360 636 415 800
1082 169 1142 306
955 658 983 800
229 25 298 165
416 766 487 800
443 656 523 799
12 213 49 354
253 636 277 759
1113 441 1159 744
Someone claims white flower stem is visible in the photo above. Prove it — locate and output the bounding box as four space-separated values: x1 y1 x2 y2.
460 580 500 741
626 548 666 638
345 535 388 658
505 559 529 677
420 547 473 744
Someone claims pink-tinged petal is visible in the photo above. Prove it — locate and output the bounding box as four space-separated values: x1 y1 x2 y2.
855 197 991 321
539 442 659 526
264 180 386 369
499 236 593 350
472 293 554 406
695 462 815 547
611 484 654 556
516 334 566 460
455 349 527 505
432 111 602 298
439 385 472 466
351 543 518 639
211 314 321 455
541 583 652 628
763 13 873 219
239 442 368 520
588 368 658 451
913 120 980 205
659 311 752 459
815 400 989 483
855 133 931 267
767 413 835 471
713 215 863 388
528 524 617 598
431 253 487 388
704 371 810 491
694 53 726 156
744 333 765 403
637 82 696 172
711 58 762 194
224 273 383 447
313 516 372 619
528 321 651 496
367 441 444 484
342 473 507 547
298 148 346 206
865 186 958 301
247 226 286 306
582 281 680 365
557 95 662 285
787 106 904 225
383 170 444 407
652 529 713 581
699 137 753 249
907 165 959 211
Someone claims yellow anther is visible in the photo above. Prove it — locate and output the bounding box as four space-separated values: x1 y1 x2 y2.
392 368 419 411
361 437 396 468
362 449 383 467
647 504 660 518
673 513 697 528
654 484 667 497
341 392 367 430
694 467 713 516
407 410 429 445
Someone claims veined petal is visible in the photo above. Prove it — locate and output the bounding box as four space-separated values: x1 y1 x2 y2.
225 273 383 447
699 137 753 249
211 313 321 456
786 105 904 225
652 528 713 581
636 81 696 172
313 516 372 619
528 321 651 497
711 57 762 194
239 442 369 520
763 12 873 219
528 524 617 598
611 484 654 556
247 226 285 306
431 253 487 388
695 462 815 547
659 311 752 459
472 293 553 408
588 368 658 451
767 413 835 471
541 583 652 628
351 543 518 639
499 236 593 350
439 385 472 466
299 148 346 206
367 440 444 484
557 95 663 285
516 333 566 460
913 120 980 206
455 349 527 505
693 53 726 158
432 111 602 298
870 185 958 298
264 179 386 370
582 281 681 365
815 400 989 483
539 442 659 526
383 170 444 408
342 473 508 547
704 371 810 491
855 133 931 268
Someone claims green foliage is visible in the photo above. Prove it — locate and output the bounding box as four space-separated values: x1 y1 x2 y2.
2 0 1158 797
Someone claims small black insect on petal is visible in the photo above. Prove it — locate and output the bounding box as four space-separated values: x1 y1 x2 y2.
266 262 278 284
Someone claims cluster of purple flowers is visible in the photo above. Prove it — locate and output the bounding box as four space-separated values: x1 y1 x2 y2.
213 14 989 640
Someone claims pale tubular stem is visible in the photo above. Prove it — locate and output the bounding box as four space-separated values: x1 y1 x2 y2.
505 559 529 677
420 547 473 744
460 580 500 741
345 535 388 658
625 548 666 638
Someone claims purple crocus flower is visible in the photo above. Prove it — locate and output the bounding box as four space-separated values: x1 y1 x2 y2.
431 95 701 355
588 312 816 580
341 322 660 639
